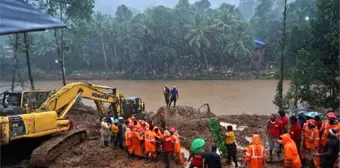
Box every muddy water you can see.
[0,80,289,115]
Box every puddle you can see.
[220,122,247,131]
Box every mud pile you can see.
[51,105,281,168]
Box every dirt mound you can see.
[150,106,215,151]
[51,105,282,168]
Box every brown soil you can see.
[50,104,283,168]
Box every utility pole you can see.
[24,32,35,90]
[278,0,287,109]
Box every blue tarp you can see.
[0,0,66,35]
[254,40,266,45]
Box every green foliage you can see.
[208,118,227,155]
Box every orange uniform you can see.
[125,128,134,154]
[301,123,320,167]
[280,133,302,168]
[172,133,184,165]
[245,135,266,168]
[144,129,157,158]
[153,126,164,138]
[320,122,340,147]
[132,129,144,157]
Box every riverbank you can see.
[0,69,278,81]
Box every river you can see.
[0,80,290,115]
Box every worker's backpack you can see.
[111,124,119,135]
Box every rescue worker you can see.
[125,127,134,158]
[163,85,170,106]
[100,117,111,147]
[314,129,339,168]
[132,128,144,159]
[110,119,119,148]
[169,86,179,108]
[267,114,282,161]
[278,109,289,134]
[122,120,129,147]
[116,118,124,149]
[278,133,302,168]
[203,144,222,168]
[170,128,185,165]
[244,134,266,168]
[300,119,320,167]
[289,115,302,154]
[320,112,340,149]
[189,149,205,168]
[162,130,174,168]
[145,125,157,161]
[153,126,164,155]
[225,125,238,167]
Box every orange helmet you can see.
[327,112,337,120]
[307,119,317,127]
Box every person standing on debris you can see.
[203,144,222,168]
[278,133,302,168]
[162,130,174,168]
[125,127,134,158]
[225,125,238,167]
[320,112,340,149]
[163,85,170,106]
[169,86,179,108]
[188,149,205,168]
[289,115,302,154]
[300,119,320,167]
[100,117,111,147]
[145,125,157,162]
[267,114,282,161]
[278,109,289,134]
[244,134,266,168]
[314,129,339,168]
[132,128,144,159]
[111,119,119,148]
[116,118,124,149]
[170,128,185,165]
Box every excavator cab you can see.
[122,97,145,119]
[0,90,50,115]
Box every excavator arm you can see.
[39,82,125,119]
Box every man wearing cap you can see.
[163,85,170,106]
[300,119,320,167]
[320,112,340,149]
[169,86,179,108]
[204,144,222,168]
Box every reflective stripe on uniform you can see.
[251,146,265,159]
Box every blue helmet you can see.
[114,119,119,124]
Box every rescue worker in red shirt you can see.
[162,130,173,168]
[278,109,289,134]
[189,149,205,168]
[289,115,302,154]
[301,119,320,167]
[267,114,282,161]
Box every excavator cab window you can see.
[2,92,22,107]
[23,91,50,111]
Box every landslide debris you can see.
[51,104,280,168]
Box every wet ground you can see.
[1,104,284,168]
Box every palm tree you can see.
[185,14,212,69]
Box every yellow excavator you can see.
[0,82,145,167]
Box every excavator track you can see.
[30,128,87,167]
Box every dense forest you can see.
[0,0,339,108]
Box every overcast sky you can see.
[94,0,240,15]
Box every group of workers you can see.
[100,115,184,168]
[262,109,340,168]
[163,85,179,107]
